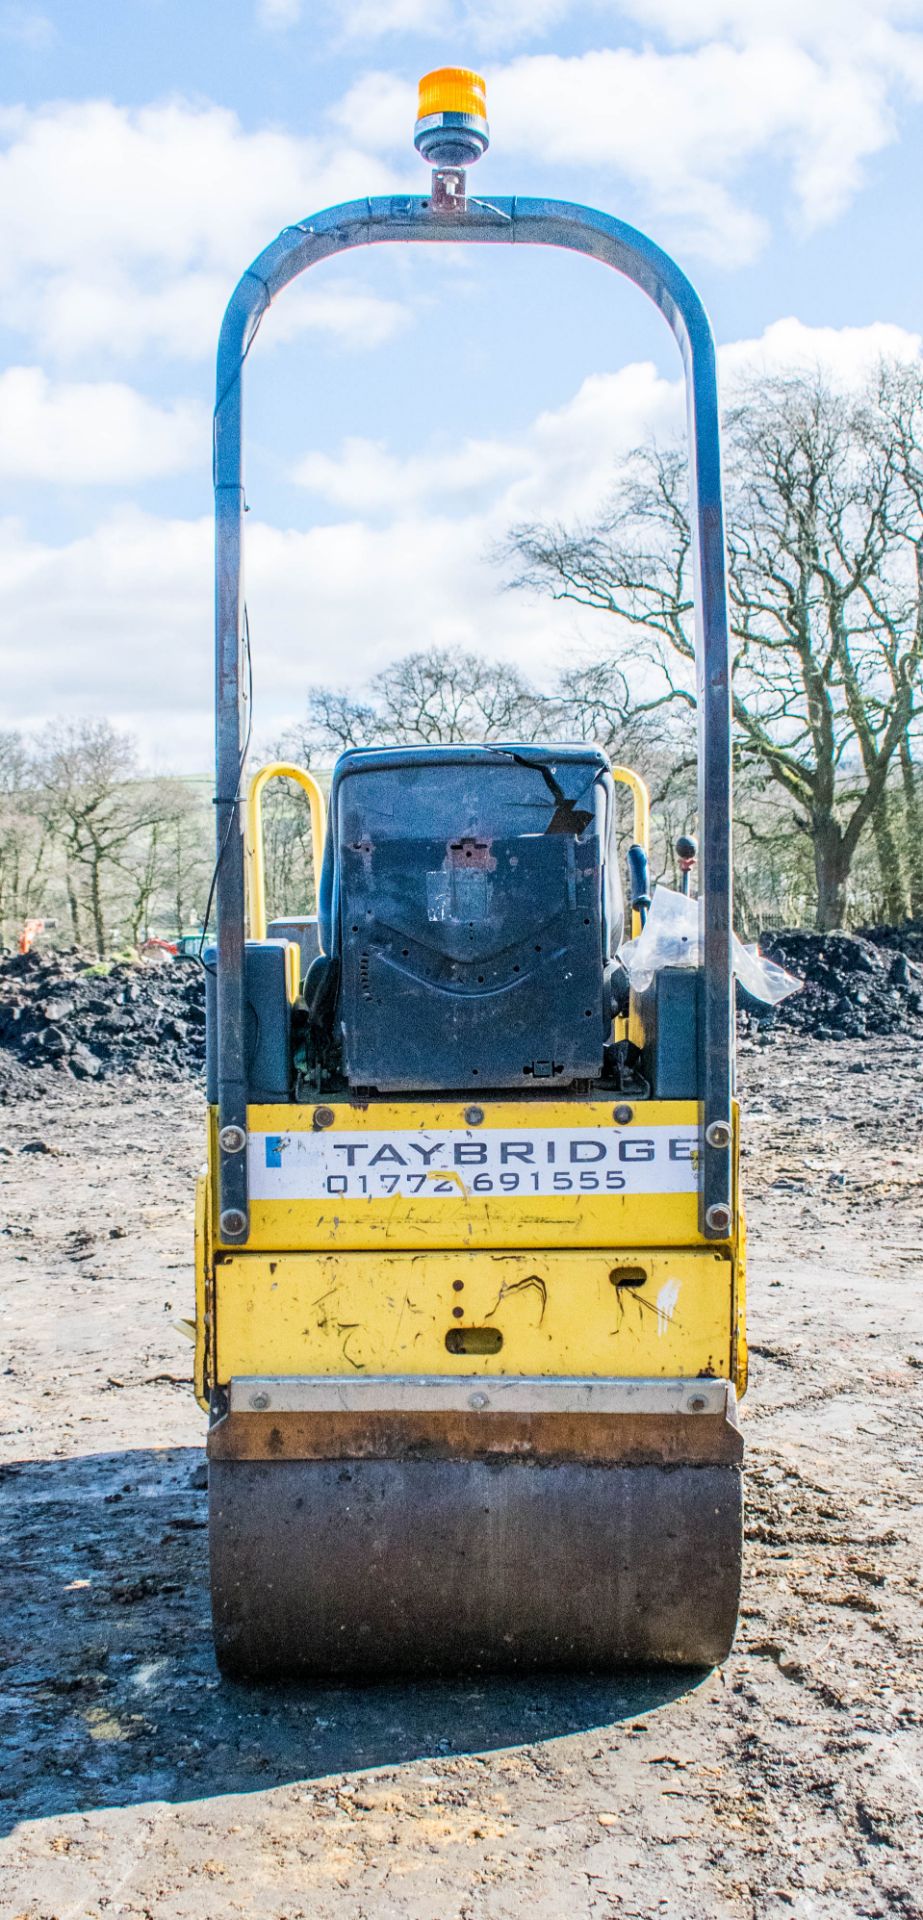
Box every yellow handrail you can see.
[611,765,651,945]
[610,764,650,856]
[246,761,327,944]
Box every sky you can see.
[1,0,922,768]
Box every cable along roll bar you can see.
[212,194,734,1242]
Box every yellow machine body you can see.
[198,754,747,1678]
[195,1094,746,1402]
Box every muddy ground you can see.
[1,1034,921,1919]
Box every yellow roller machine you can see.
[196,70,744,1677]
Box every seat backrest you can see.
[322,744,621,1093]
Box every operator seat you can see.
[312,744,621,1093]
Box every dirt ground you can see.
[1,1034,922,1920]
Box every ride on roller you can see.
[195,68,745,1678]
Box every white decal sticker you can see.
[249,1126,700,1203]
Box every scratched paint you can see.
[655,1279,681,1337]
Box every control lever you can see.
[675,833,697,896]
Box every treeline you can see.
[2,640,915,958]
[0,722,213,956]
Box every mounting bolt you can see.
[687,1394,708,1412]
[468,1391,489,1409]
[613,1104,633,1125]
[706,1120,732,1150]
[705,1202,732,1235]
[249,1390,270,1411]
[219,1207,247,1238]
[313,1106,335,1130]
[465,1105,484,1126]
[218,1124,247,1154]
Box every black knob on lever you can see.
[626,843,651,927]
[675,833,697,896]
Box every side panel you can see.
[213,1246,734,1381]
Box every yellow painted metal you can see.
[194,1170,211,1411]
[245,762,326,943]
[209,1098,723,1253]
[213,1246,735,1383]
[285,941,299,1002]
[611,764,650,854]
[198,1096,746,1398]
[611,764,651,940]
[734,1213,749,1395]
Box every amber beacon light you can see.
[414,67,490,167]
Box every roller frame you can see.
[213,192,734,1244]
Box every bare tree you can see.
[0,732,53,944]
[38,721,181,956]
[300,645,559,754]
[505,363,923,929]
[165,782,213,936]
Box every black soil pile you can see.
[0,949,205,1099]
[743,926,923,1043]
[3,924,923,1096]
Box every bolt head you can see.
[219,1207,247,1238]
[249,1390,270,1411]
[613,1104,633,1126]
[706,1120,732,1150]
[218,1124,247,1154]
[468,1391,489,1410]
[464,1105,484,1126]
[313,1106,335,1131]
[705,1202,732,1236]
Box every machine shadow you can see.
[1,1446,704,1831]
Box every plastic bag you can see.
[621,884,801,1006]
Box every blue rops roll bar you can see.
[212,193,734,1243]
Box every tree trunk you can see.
[899,732,923,918]
[66,871,82,946]
[812,816,850,931]
[174,834,184,937]
[870,792,909,923]
[89,857,106,958]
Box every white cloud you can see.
[293,433,526,513]
[0,506,578,765]
[0,99,407,362]
[336,20,923,264]
[269,282,410,352]
[297,319,923,522]
[330,0,570,46]
[618,0,923,49]
[0,4,55,49]
[329,0,923,55]
[0,367,204,482]
[721,316,923,388]
[4,322,920,764]
[257,0,301,26]
[294,361,682,523]
[29,268,410,363]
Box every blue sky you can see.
[1,0,922,765]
